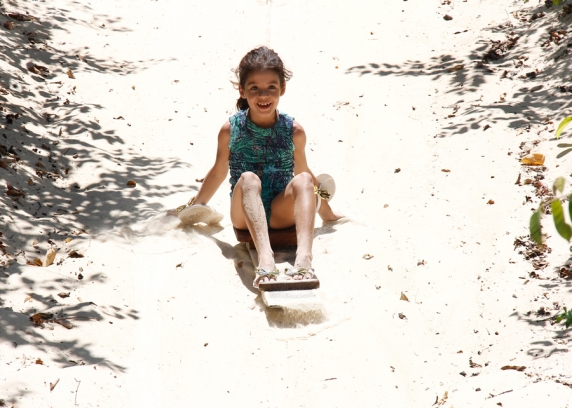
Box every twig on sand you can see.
[74,378,81,406]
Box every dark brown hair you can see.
[234,46,292,111]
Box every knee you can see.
[238,171,261,190]
[292,172,314,191]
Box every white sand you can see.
[1,0,572,406]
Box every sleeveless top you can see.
[228,110,295,207]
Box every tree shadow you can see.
[0,0,188,380]
[345,4,572,139]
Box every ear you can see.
[280,82,286,96]
[238,84,246,99]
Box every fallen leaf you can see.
[437,391,448,406]
[78,273,84,280]
[176,263,183,268]
[65,237,73,243]
[195,178,205,183]
[362,253,374,260]
[520,153,545,166]
[67,69,75,79]
[487,199,495,205]
[448,64,464,72]
[55,319,73,329]
[400,292,409,302]
[132,85,135,90]
[469,357,482,368]
[24,293,33,302]
[43,248,56,267]
[28,64,49,77]
[394,168,401,173]
[460,371,467,377]
[35,358,43,365]
[441,169,451,172]
[443,14,453,20]
[383,204,389,208]
[501,365,526,371]
[67,250,84,258]
[398,313,407,320]
[237,261,243,267]
[126,180,137,187]
[113,116,125,120]
[4,21,14,30]
[8,13,36,21]
[33,258,43,266]
[58,292,70,298]
[30,312,54,326]
[27,178,35,185]
[0,159,7,169]
[418,260,426,266]
[484,124,491,131]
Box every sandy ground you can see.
[1,0,572,406]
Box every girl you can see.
[178,46,343,289]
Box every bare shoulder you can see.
[218,120,231,141]
[292,120,306,135]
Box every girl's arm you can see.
[292,121,343,222]
[193,122,231,205]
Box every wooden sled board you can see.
[246,242,322,308]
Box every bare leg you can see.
[269,172,316,280]
[230,172,276,285]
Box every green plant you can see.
[529,116,572,329]
[556,307,572,327]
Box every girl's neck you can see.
[247,108,278,129]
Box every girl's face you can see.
[239,69,285,121]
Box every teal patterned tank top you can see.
[229,110,295,219]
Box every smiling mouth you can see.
[257,102,271,108]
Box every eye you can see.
[250,86,258,91]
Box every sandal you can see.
[285,267,316,279]
[253,267,280,289]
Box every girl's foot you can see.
[287,255,314,280]
[253,266,279,288]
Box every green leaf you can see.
[555,116,572,139]
[558,307,572,329]
[553,177,566,195]
[530,210,543,245]
[551,200,572,241]
[569,194,572,227]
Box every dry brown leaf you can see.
[362,253,374,260]
[24,293,33,302]
[441,169,451,173]
[443,14,453,20]
[28,65,49,76]
[4,21,14,30]
[55,319,73,329]
[400,292,410,302]
[8,13,36,21]
[448,64,464,72]
[27,178,35,185]
[58,292,70,298]
[30,312,54,326]
[43,248,56,267]
[487,199,495,205]
[65,237,73,243]
[0,159,7,169]
[521,153,545,166]
[501,365,526,371]
[67,250,84,258]
[35,358,43,365]
[67,69,75,79]
[126,180,136,187]
[33,258,42,266]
